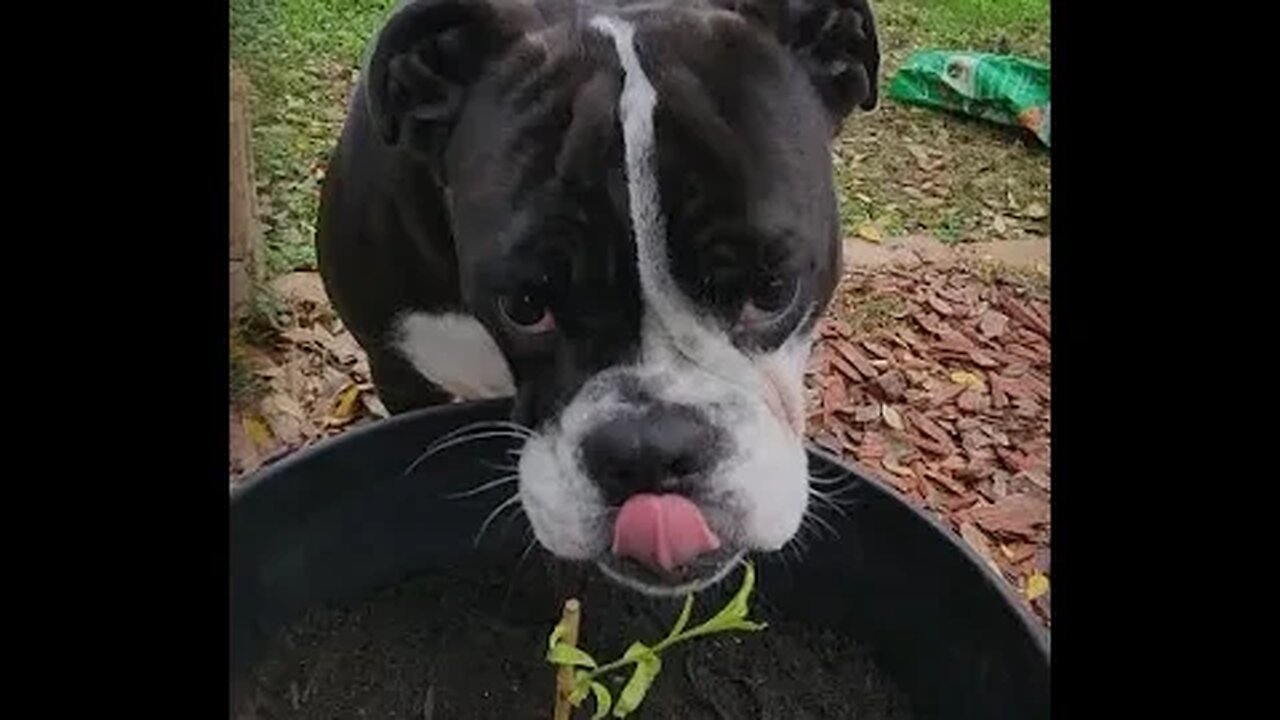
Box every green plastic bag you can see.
[887,51,1050,147]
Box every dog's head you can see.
[368,0,878,595]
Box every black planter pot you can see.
[230,399,1049,719]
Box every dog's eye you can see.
[739,274,798,327]
[499,287,556,334]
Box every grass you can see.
[230,0,398,274]
[229,0,1050,274]
[834,0,1050,244]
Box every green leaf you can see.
[692,562,758,634]
[569,671,592,705]
[547,642,599,669]
[589,681,613,720]
[664,594,695,642]
[620,641,654,664]
[548,620,568,651]
[725,619,769,632]
[612,653,662,717]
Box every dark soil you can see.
[233,562,915,720]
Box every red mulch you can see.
[804,258,1050,625]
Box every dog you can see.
[316,0,879,596]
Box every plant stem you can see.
[577,599,701,682]
[553,598,581,720]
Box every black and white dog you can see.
[316,0,879,596]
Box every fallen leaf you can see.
[992,214,1009,236]
[231,413,265,476]
[979,310,1009,338]
[260,394,308,447]
[1022,202,1048,220]
[311,324,362,366]
[854,221,884,243]
[1025,573,1050,601]
[327,383,363,426]
[269,272,329,307]
[1001,542,1038,564]
[905,143,943,171]
[242,414,273,448]
[881,404,905,431]
[949,370,986,389]
[281,326,321,348]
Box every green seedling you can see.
[546,562,767,719]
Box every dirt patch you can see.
[233,565,914,720]
[844,235,1049,274]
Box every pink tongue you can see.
[612,494,721,573]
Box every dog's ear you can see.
[719,0,880,127]
[365,0,536,167]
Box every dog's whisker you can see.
[445,474,519,500]
[501,532,542,614]
[806,462,846,481]
[480,458,520,474]
[426,430,532,455]
[804,507,841,540]
[809,489,851,517]
[404,430,531,477]
[815,483,860,501]
[425,420,535,451]
[808,472,850,487]
[775,546,793,574]
[419,419,534,453]
[474,494,523,547]
[791,516,819,552]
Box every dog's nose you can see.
[581,405,721,504]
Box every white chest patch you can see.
[393,311,515,399]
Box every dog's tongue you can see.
[612,494,721,573]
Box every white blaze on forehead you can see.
[589,15,755,381]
